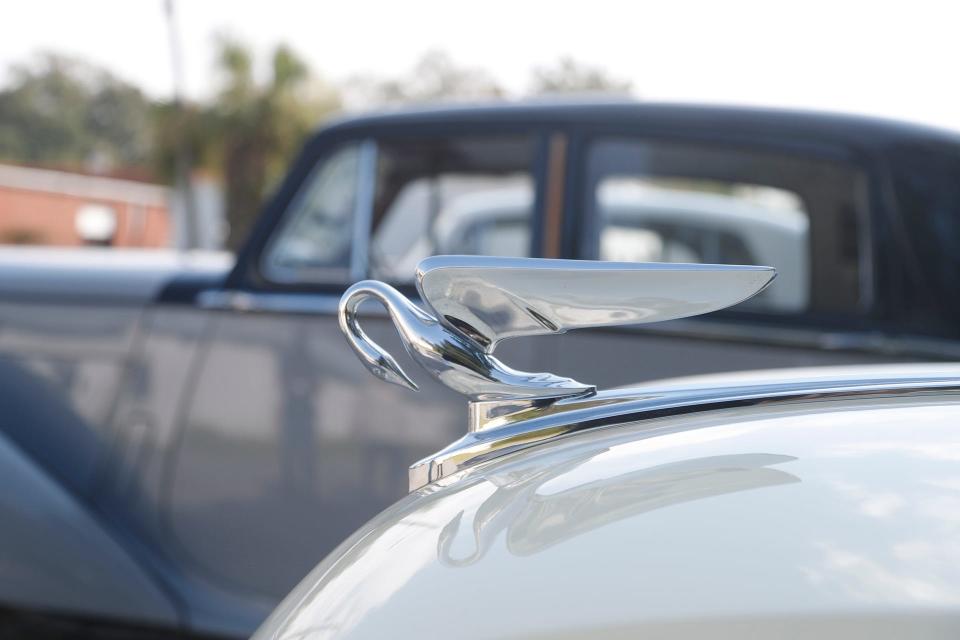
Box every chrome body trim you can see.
[196,289,343,314]
[409,375,960,490]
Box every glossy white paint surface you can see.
[256,392,960,639]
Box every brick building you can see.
[0,163,172,248]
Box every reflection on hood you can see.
[439,452,798,566]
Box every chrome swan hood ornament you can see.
[339,256,775,488]
[338,274,594,403]
[340,256,774,408]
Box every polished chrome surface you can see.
[338,279,593,400]
[415,256,775,350]
[408,371,960,490]
[339,256,775,408]
[338,255,778,486]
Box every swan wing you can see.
[415,256,776,352]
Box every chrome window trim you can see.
[349,140,377,281]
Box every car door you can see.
[552,130,918,387]
[162,128,553,604]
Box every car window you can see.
[890,144,960,336]
[262,142,365,283]
[369,136,536,281]
[584,139,868,314]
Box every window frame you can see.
[259,139,378,286]
[366,133,544,284]
[565,127,878,329]
[227,124,552,295]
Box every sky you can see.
[3,0,960,131]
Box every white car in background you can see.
[373,182,808,311]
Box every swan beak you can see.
[370,351,419,392]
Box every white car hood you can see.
[255,387,960,639]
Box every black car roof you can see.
[321,100,960,151]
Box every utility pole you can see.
[163,0,200,250]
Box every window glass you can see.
[262,143,361,282]
[890,145,960,336]
[586,140,868,314]
[369,136,535,281]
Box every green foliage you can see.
[0,54,153,171]
[152,36,340,247]
[0,44,339,248]
[152,101,218,183]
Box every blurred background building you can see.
[0,162,171,247]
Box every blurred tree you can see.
[214,38,341,248]
[343,50,503,108]
[152,102,219,183]
[0,54,153,172]
[154,37,341,249]
[1,45,339,248]
[529,57,633,96]
[2,46,633,251]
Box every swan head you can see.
[339,281,420,392]
[360,343,419,391]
